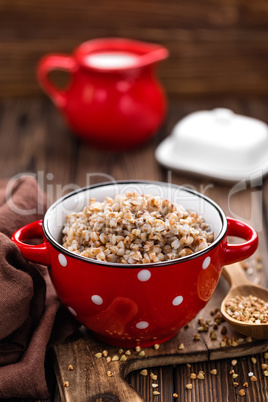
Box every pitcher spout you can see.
[140,45,169,67]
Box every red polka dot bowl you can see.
[11,181,258,348]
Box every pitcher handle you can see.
[11,220,51,266]
[36,54,77,108]
[222,217,258,266]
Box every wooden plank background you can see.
[0,0,268,98]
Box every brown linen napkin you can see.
[0,176,79,399]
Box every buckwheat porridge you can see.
[62,192,214,264]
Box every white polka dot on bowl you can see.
[137,269,151,282]
[58,253,67,267]
[68,306,77,316]
[172,295,183,306]
[91,295,103,305]
[202,256,211,270]
[136,321,149,329]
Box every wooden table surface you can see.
[1,95,268,401]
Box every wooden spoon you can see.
[221,262,268,339]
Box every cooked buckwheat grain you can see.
[62,192,214,264]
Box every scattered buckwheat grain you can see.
[112,355,119,361]
[120,355,127,362]
[197,372,205,380]
[140,369,148,376]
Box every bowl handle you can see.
[36,54,77,108]
[11,220,51,266]
[222,217,258,265]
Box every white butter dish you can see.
[155,108,268,182]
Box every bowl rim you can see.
[43,180,227,268]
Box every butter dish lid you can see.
[155,108,268,182]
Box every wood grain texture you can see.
[0,0,268,97]
[0,96,268,401]
[52,272,268,402]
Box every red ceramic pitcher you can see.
[37,38,169,150]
